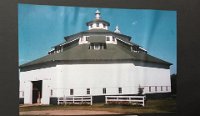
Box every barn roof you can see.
[20,43,171,68]
[87,36,106,43]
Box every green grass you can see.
[20,97,176,114]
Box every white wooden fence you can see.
[57,96,93,105]
[105,96,145,106]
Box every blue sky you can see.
[18,4,177,74]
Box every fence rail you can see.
[57,96,93,105]
[105,96,145,106]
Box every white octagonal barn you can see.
[19,10,172,105]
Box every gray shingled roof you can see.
[88,36,106,43]
[20,44,171,68]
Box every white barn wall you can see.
[55,63,139,96]
[53,63,170,97]
[20,62,171,104]
[41,80,52,104]
[20,66,56,104]
[23,81,32,104]
[134,65,171,93]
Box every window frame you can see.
[85,36,89,41]
[112,37,115,41]
[89,43,105,50]
[118,87,122,94]
[90,24,93,28]
[106,37,110,41]
[50,89,53,96]
[70,89,74,95]
[103,24,106,28]
[86,88,90,95]
[103,88,106,94]
[149,86,151,92]
[96,23,99,27]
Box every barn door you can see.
[32,80,42,104]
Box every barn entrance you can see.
[32,80,42,104]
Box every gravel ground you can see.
[20,109,120,115]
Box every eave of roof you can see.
[64,29,131,41]
[86,19,110,26]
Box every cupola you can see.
[86,10,110,30]
[114,25,121,34]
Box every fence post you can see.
[105,96,107,104]
[90,96,93,105]
[82,97,83,104]
[64,96,66,105]
[142,96,145,106]
[57,97,59,105]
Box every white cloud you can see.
[132,21,138,25]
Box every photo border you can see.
[1,0,200,116]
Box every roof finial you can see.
[95,10,101,19]
[114,25,121,33]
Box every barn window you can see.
[166,86,168,91]
[112,37,115,41]
[106,37,110,41]
[51,90,53,96]
[94,44,101,50]
[103,24,106,28]
[149,86,151,92]
[161,86,163,91]
[103,88,106,94]
[89,43,106,50]
[70,89,74,95]
[96,23,99,27]
[87,88,90,95]
[22,91,24,97]
[86,36,89,41]
[155,86,157,91]
[118,87,122,94]
[80,38,83,42]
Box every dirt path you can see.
[20,109,120,115]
